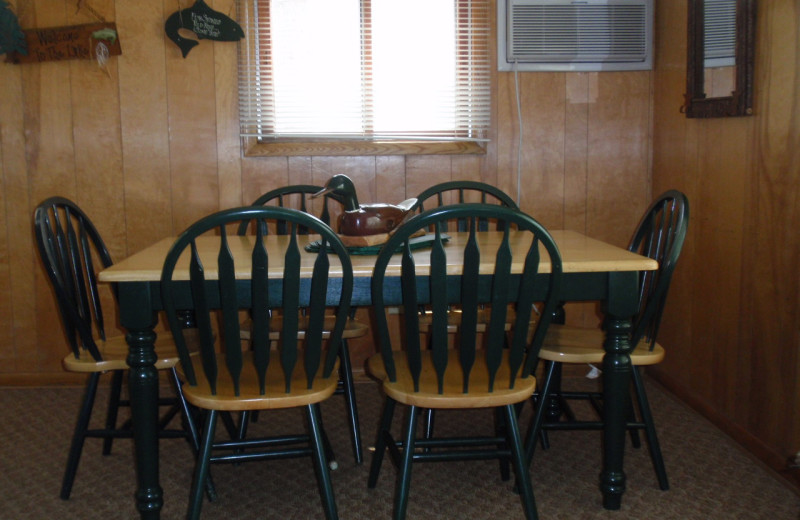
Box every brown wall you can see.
[651,0,800,480]
[0,0,651,384]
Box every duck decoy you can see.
[313,175,417,236]
[164,0,244,58]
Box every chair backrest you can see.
[371,203,563,393]
[413,180,519,232]
[33,196,114,361]
[629,190,690,349]
[237,185,336,236]
[161,206,353,395]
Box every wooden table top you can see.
[98,230,657,283]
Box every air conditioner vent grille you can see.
[498,0,653,72]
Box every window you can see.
[238,0,491,156]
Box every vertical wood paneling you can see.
[164,0,219,233]
[652,0,800,477]
[117,0,172,254]
[586,72,651,246]
[516,72,566,229]
[375,156,406,200]
[1,0,653,393]
[564,73,590,233]
[27,0,74,374]
[746,0,800,451]
[405,156,452,200]
[67,0,123,357]
[211,0,243,209]
[0,41,32,374]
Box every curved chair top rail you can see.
[413,180,519,232]
[161,206,354,396]
[238,185,333,236]
[34,196,114,362]
[629,190,690,349]
[371,203,563,393]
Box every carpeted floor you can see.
[1,375,798,520]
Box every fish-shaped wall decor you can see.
[164,0,244,58]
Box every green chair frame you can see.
[525,190,690,491]
[237,184,364,465]
[413,180,519,231]
[412,181,519,446]
[161,205,353,520]
[367,203,563,520]
[33,196,200,500]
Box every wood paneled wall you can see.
[0,0,652,385]
[4,0,797,493]
[651,0,800,482]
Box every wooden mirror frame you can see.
[684,0,756,118]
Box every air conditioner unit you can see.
[498,0,654,72]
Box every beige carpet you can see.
[1,375,798,520]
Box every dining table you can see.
[98,229,657,519]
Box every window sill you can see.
[242,137,487,157]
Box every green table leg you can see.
[600,271,638,510]
[120,284,163,519]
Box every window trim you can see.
[238,0,490,157]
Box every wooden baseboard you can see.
[649,369,800,495]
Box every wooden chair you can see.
[412,181,521,443]
[237,185,366,465]
[413,179,519,230]
[161,206,353,520]
[524,190,689,491]
[33,196,200,500]
[411,180,520,331]
[366,204,563,520]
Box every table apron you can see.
[116,271,631,324]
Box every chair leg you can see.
[61,372,101,500]
[525,360,557,467]
[626,389,642,449]
[422,408,435,453]
[313,406,338,471]
[168,367,217,502]
[495,407,511,481]
[102,370,124,456]
[308,404,339,520]
[339,339,363,464]
[631,368,669,490]
[504,404,539,520]
[368,397,396,488]
[188,409,217,520]
[394,405,419,520]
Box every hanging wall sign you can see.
[5,22,120,64]
[164,0,244,58]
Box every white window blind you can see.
[238,0,491,143]
[704,0,736,67]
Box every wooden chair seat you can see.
[61,335,180,373]
[539,325,665,365]
[367,350,537,409]
[179,352,340,411]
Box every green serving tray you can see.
[305,233,450,255]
